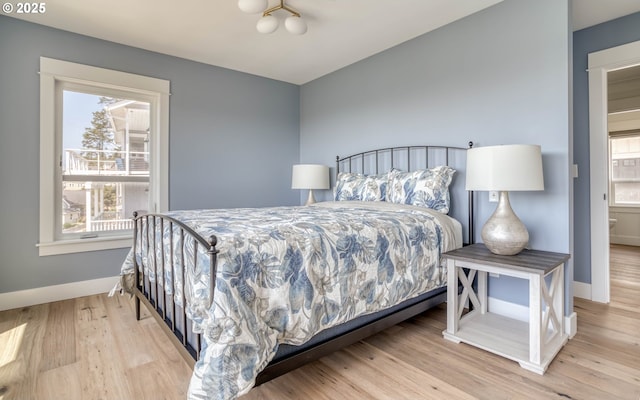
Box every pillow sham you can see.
[334,171,393,201]
[387,166,456,213]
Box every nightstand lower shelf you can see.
[443,311,567,374]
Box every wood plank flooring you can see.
[1,245,639,399]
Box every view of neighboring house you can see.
[610,135,640,205]
[62,99,150,233]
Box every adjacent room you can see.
[1,0,640,399]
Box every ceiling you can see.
[609,64,640,84]
[6,0,640,85]
[609,64,640,116]
[572,0,640,31]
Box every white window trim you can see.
[39,57,169,256]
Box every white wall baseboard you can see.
[566,312,578,338]
[610,235,640,246]
[0,276,119,312]
[488,297,578,338]
[488,296,529,322]
[573,280,592,300]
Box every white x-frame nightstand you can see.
[442,244,570,374]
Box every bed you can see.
[115,144,474,400]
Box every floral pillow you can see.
[334,171,393,201]
[387,166,456,213]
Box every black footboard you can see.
[131,211,218,363]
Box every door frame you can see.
[588,40,640,303]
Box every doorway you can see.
[588,40,640,303]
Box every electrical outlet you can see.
[489,191,499,202]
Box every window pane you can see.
[613,182,640,205]
[611,156,639,180]
[62,181,149,233]
[62,91,150,236]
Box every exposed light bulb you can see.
[238,0,267,14]
[256,15,279,34]
[284,16,307,35]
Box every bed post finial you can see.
[468,141,474,149]
[207,235,219,254]
[133,211,138,218]
[207,235,219,309]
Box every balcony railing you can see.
[64,149,149,176]
[90,218,134,231]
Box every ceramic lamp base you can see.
[481,191,529,255]
[305,189,317,206]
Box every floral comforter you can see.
[118,201,461,399]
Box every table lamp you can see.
[466,144,544,255]
[292,164,330,205]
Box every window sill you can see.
[37,235,132,256]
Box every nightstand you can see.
[442,243,570,374]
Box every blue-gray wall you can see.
[572,12,640,284]
[300,0,572,311]
[0,15,300,293]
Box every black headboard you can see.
[336,143,474,245]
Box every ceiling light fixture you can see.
[238,0,308,35]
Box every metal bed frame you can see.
[129,142,475,386]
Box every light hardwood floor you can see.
[1,245,639,399]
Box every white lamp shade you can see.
[285,16,307,35]
[238,0,267,14]
[466,144,544,191]
[292,164,330,190]
[256,14,279,33]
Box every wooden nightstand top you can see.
[443,243,570,276]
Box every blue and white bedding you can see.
[118,201,461,400]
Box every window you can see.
[609,133,640,207]
[39,58,169,256]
